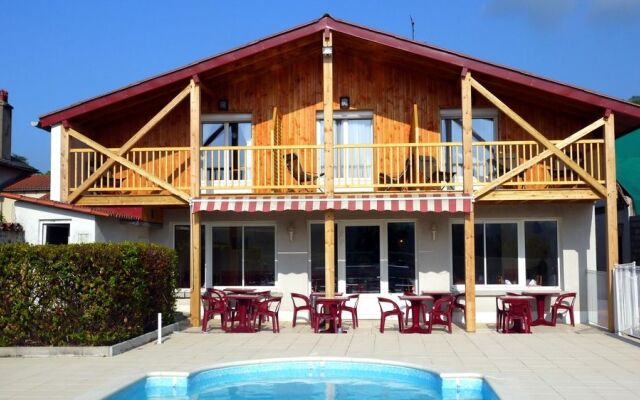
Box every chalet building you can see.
[37,16,640,331]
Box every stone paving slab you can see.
[0,321,639,399]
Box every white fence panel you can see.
[614,262,640,337]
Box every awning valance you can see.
[191,194,472,213]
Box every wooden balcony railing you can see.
[69,147,191,193]
[472,139,605,188]
[67,139,604,197]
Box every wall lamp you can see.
[218,98,228,111]
[287,222,296,242]
[339,96,350,110]
[431,223,437,241]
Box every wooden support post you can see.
[190,79,201,198]
[60,125,69,202]
[189,78,202,328]
[462,69,476,332]
[325,210,336,297]
[322,29,336,298]
[604,112,618,332]
[189,212,202,328]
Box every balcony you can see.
[68,139,604,204]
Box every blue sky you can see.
[2,0,639,172]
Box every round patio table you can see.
[316,296,348,333]
[223,288,256,294]
[399,295,434,334]
[226,294,260,333]
[521,290,561,326]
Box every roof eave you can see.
[38,14,640,129]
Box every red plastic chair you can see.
[341,294,360,328]
[551,292,576,326]
[201,291,228,332]
[453,293,466,313]
[495,296,507,332]
[291,293,313,327]
[502,298,532,333]
[426,295,455,333]
[313,299,342,333]
[252,296,282,333]
[377,297,404,333]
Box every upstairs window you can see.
[201,114,252,188]
[317,111,374,189]
[440,109,497,182]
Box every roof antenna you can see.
[410,15,415,40]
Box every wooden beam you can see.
[76,195,186,206]
[604,112,618,332]
[67,129,189,202]
[478,189,600,202]
[323,30,334,196]
[325,210,335,298]
[412,104,419,180]
[474,118,606,199]
[67,83,192,203]
[60,125,69,202]
[323,29,336,299]
[464,210,476,332]
[462,70,476,332]
[189,212,202,327]
[470,77,607,197]
[190,79,201,198]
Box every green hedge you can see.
[0,242,177,346]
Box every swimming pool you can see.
[105,358,499,399]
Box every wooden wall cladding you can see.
[68,34,601,193]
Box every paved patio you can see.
[1,320,639,400]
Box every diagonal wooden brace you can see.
[68,129,189,202]
[474,118,606,199]
[470,77,607,198]
[67,82,192,203]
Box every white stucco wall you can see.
[95,217,151,243]
[49,124,61,202]
[157,203,596,324]
[15,202,96,244]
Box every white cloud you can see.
[588,0,640,24]
[485,0,576,27]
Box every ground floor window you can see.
[309,221,416,294]
[42,223,70,244]
[452,220,558,287]
[212,225,275,286]
[174,225,205,289]
[310,223,337,292]
[388,222,416,293]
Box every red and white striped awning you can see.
[192,194,472,213]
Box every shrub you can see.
[0,242,177,346]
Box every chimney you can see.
[0,90,12,160]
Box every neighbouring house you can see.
[0,174,50,223]
[0,192,153,244]
[35,15,640,329]
[0,90,38,189]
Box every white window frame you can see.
[307,218,418,295]
[171,223,206,293]
[440,108,498,186]
[40,220,71,245]
[201,113,253,194]
[316,111,374,192]
[206,221,278,288]
[450,218,561,291]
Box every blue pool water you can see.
[105,360,499,400]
